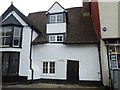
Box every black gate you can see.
[1,52,20,82]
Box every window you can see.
[50,15,56,23]
[43,62,55,74]
[49,35,64,43]
[0,27,12,46]
[57,35,63,42]
[0,26,22,47]
[109,46,120,69]
[49,14,63,23]
[13,27,21,47]
[57,14,63,22]
[49,35,55,42]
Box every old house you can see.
[91,0,120,89]
[1,2,102,85]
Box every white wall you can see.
[98,2,119,38]
[100,40,110,86]
[47,23,66,34]
[19,26,31,78]
[32,31,38,41]
[32,44,101,81]
[48,2,65,13]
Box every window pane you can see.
[50,62,55,74]
[109,46,116,53]
[5,37,11,45]
[57,35,63,42]
[57,14,63,22]
[43,62,48,73]
[50,15,56,23]
[14,27,21,36]
[0,27,12,46]
[13,27,21,47]
[116,46,120,53]
[49,35,55,42]
[117,54,120,68]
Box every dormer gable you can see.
[1,3,40,33]
[2,14,22,26]
[47,2,67,14]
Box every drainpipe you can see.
[29,29,34,84]
[97,43,103,85]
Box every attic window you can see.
[49,14,63,23]
[49,35,64,43]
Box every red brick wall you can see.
[91,0,101,38]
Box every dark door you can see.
[67,60,79,83]
[2,52,20,76]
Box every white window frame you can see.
[12,27,21,47]
[42,61,56,75]
[0,27,12,47]
[49,14,63,23]
[49,35,64,43]
[57,14,63,23]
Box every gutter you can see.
[29,29,34,83]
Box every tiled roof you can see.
[0,4,40,33]
[28,7,99,44]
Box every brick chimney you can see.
[82,0,91,16]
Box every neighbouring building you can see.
[91,0,120,89]
[0,3,40,83]
[0,2,102,85]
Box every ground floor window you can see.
[1,52,20,76]
[108,46,120,69]
[43,61,55,74]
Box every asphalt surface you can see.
[2,83,109,90]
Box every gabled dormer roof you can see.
[0,3,40,33]
[2,14,22,26]
[46,2,67,14]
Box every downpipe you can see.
[29,29,34,84]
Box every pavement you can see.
[2,83,110,90]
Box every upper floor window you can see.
[0,26,22,47]
[13,27,21,47]
[49,14,64,23]
[49,35,64,43]
[0,26,12,47]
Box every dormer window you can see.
[49,34,64,43]
[49,14,64,23]
[0,26,22,47]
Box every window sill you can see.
[0,46,22,48]
[41,74,56,77]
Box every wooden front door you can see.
[67,60,79,83]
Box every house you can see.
[0,3,40,83]
[1,2,102,85]
[91,0,120,88]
